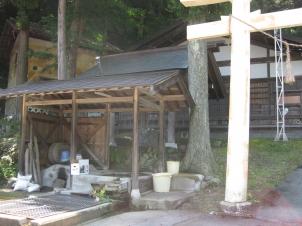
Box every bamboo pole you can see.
[29,121,33,177]
[34,136,41,185]
[32,155,38,184]
[105,104,111,168]
[24,148,29,175]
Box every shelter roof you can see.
[0,70,194,113]
[0,70,179,98]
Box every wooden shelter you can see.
[0,69,193,195]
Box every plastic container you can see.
[152,173,173,192]
[61,150,70,162]
[167,161,180,174]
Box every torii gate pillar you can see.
[182,0,252,212]
[181,0,302,214]
[221,0,252,212]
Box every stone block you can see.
[52,178,66,188]
[170,174,202,191]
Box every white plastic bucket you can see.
[152,173,173,192]
[167,161,180,174]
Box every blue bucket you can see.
[61,150,70,162]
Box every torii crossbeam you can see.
[180,0,302,213]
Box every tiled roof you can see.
[0,70,180,99]
[77,46,188,79]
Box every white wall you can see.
[212,41,302,78]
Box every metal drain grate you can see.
[0,194,106,219]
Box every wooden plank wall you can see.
[26,113,106,162]
[209,75,302,127]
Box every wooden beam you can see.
[139,88,163,101]
[139,97,162,111]
[176,75,195,109]
[62,107,164,113]
[187,8,302,40]
[25,99,72,106]
[131,87,140,197]
[180,0,229,7]
[163,95,186,101]
[94,92,112,97]
[76,96,132,104]
[105,104,111,168]
[208,49,227,99]
[18,95,27,174]
[150,76,179,94]
[158,100,165,173]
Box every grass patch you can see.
[178,138,302,213]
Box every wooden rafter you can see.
[139,96,162,111]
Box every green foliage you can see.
[0,0,39,29]
[0,118,20,127]
[110,149,127,163]
[93,188,115,203]
[0,120,19,181]
[0,157,17,179]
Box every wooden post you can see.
[18,94,27,175]
[105,104,111,168]
[158,100,165,172]
[109,112,116,146]
[131,87,140,198]
[70,91,78,188]
[59,105,64,141]
[224,0,250,204]
[141,112,146,129]
[166,111,177,148]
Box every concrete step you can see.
[132,191,197,210]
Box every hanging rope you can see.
[284,42,295,84]
[229,14,302,85]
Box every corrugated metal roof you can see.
[0,70,180,99]
[77,46,188,79]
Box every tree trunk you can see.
[180,14,218,176]
[67,0,82,79]
[58,0,67,80]
[15,29,29,120]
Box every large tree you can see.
[168,1,230,176]
[0,0,38,119]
